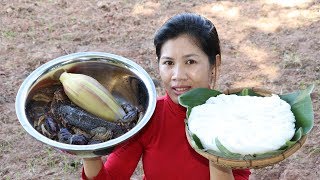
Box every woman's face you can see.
[159,34,214,104]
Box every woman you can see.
[82,13,251,180]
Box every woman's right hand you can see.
[83,157,103,180]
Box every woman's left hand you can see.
[209,161,235,180]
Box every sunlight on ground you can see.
[132,2,159,16]
[265,0,313,7]
[239,45,268,63]
[211,4,240,20]
[257,64,279,80]
[246,18,281,33]
[199,2,319,32]
[239,44,279,80]
[197,1,240,21]
[233,79,262,88]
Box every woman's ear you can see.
[210,54,221,89]
[215,54,221,78]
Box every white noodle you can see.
[188,94,295,155]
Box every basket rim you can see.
[223,87,273,96]
[186,127,307,169]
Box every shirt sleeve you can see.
[81,134,144,180]
[233,169,251,180]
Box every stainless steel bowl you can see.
[15,52,157,158]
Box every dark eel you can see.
[54,104,126,138]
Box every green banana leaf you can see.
[180,85,314,160]
[179,88,221,118]
[279,84,314,135]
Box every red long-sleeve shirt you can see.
[82,94,251,179]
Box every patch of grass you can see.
[25,26,37,41]
[308,147,320,157]
[70,16,78,24]
[45,147,57,168]
[25,146,82,175]
[282,51,302,68]
[26,157,40,173]
[61,33,73,41]
[299,82,307,89]
[1,30,16,39]
[62,156,82,173]
[47,24,54,34]
[0,139,13,153]
[44,147,82,173]
[314,80,320,86]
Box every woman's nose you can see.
[172,64,187,80]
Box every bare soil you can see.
[1,0,319,179]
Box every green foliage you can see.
[2,30,16,39]
[0,139,13,153]
[192,133,204,149]
[279,84,314,135]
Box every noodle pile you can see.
[188,94,296,155]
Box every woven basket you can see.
[185,87,307,169]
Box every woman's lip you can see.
[172,86,191,95]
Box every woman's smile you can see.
[171,85,191,96]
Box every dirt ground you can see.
[1,0,319,179]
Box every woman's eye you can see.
[186,59,196,64]
[163,61,174,65]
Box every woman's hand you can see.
[209,161,235,180]
[83,157,103,180]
